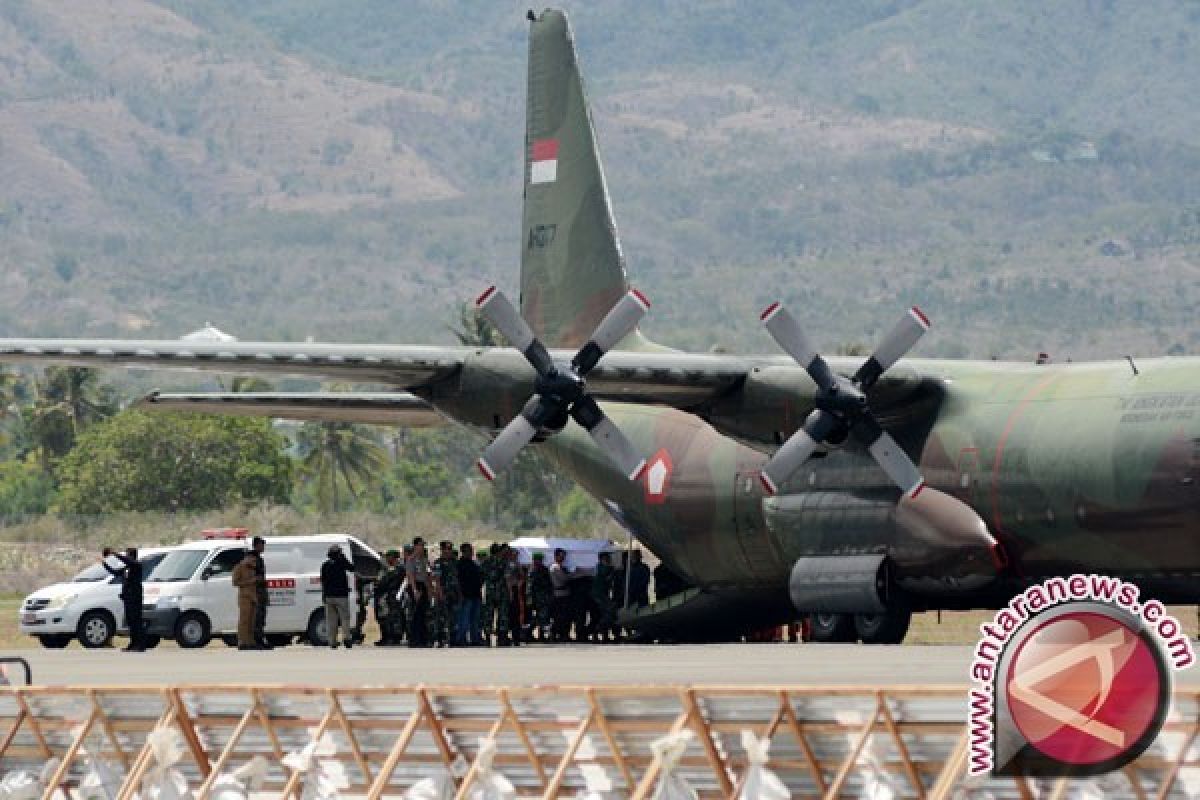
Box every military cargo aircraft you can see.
[1,10,1197,644]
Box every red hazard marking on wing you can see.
[531,138,559,161]
[266,578,295,589]
[643,449,674,505]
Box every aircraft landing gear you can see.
[854,609,911,645]
[808,612,856,643]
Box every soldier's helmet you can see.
[532,552,545,562]
[385,549,401,559]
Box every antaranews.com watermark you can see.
[967,574,1195,776]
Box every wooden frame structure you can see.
[0,685,1195,798]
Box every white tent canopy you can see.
[506,537,620,570]
[181,322,237,343]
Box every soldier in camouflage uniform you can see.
[498,545,523,647]
[373,549,404,646]
[350,572,372,645]
[526,552,553,641]
[431,541,461,647]
[480,543,501,643]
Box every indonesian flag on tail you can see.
[530,138,558,184]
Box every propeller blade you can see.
[570,396,647,480]
[572,288,651,375]
[476,286,554,376]
[758,409,839,496]
[853,306,930,390]
[477,395,553,481]
[760,302,836,391]
[852,417,925,498]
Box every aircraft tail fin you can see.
[520,9,649,350]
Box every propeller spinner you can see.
[474,286,650,483]
[758,303,930,498]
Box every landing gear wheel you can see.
[141,635,161,650]
[854,609,912,645]
[266,633,293,648]
[174,612,211,649]
[808,612,856,643]
[38,633,72,649]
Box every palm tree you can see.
[295,421,389,513]
[21,367,116,472]
[39,367,117,433]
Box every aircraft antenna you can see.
[1125,355,1139,376]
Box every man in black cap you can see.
[320,544,354,649]
[101,547,145,652]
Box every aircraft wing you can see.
[0,338,752,409]
[0,339,464,386]
[136,391,445,427]
[0,337,939,433]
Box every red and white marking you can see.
[476,285,497,308]
[643,449,674,505]
[909,306,930,330]
[530,138,559,184]
[629,288,652,311]
[758,471,779,496]
[477,458,496,482]
[759,301,782,322]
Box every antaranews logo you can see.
[968,575,1195,777]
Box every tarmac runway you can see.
[12,642,1200,687]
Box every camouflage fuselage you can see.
[434,354,1200,613]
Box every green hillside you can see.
[0,0,1196,363]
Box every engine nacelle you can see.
[788,553,889,614]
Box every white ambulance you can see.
[141,533,381,648]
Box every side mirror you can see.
[201,568,213,581]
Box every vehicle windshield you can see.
[71,564,111,583]
[148,550,207,582]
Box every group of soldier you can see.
[360,538,652,648]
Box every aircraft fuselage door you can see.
[734,470,778,581]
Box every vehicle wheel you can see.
[267,633,293,648]
[175,612,212,649]
[37,633,72,649]
[808,612,856,643]
[76,611,116,649]
[306,609,328,647]
[141,635,161,650]
[220,634,239,648]
[854,609,912,645]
